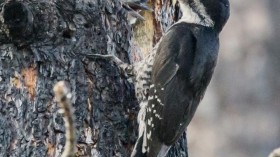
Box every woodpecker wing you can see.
[146,23,219,154]
[151,23,197,144]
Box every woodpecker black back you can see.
[143,23,219,157]
[130,0,230,157]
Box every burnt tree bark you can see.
[0,0,187,156]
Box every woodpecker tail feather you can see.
[157,145,171,157]
[131,134,147,157]
[131,130,170,157]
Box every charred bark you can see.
[0,0,187,156]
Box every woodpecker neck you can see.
[178,0,214,27]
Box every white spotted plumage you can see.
[133,45,158,102]
[129,42,164,156]
[155,113,162,120]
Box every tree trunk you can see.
[0,0,187,156]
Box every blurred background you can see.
[188,0,280,157]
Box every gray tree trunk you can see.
[0,0,187,156]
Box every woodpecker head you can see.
[179,0,230,32]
